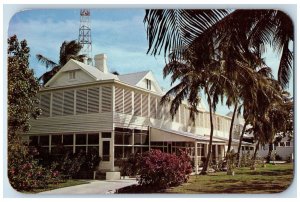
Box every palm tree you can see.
[160,42,235,174]
[36,40,86,85]
[144,9,293,88]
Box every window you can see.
[286,141,291,147]
[69,71,76,79]
[102,132,111,138]
[76,134,87,145]
[280,142,285,147]
[63,134,74,145]
[40,135,49,146]
[146,79,151,90]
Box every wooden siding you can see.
[28,112,113,134]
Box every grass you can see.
[166,163,294,194]
[22,179,89,194]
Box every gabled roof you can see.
[45,59,119,87]
[71,60,119,81]
[118,71,150,86]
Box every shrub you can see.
[8,141,60,191]
[240,151,253,167]
[136,149,192,189]
[120,153,141,177]
[35,145,101,179]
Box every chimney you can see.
[94,53,108,73]
[83,56,88,64]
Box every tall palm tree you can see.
[144,9,293,88]
[160,41,235,174]
[36,40,86,85]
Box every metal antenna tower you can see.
[78,9,92,64]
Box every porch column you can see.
[194,141,199,174]
[205,143,209,156]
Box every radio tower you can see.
[78,9,92,64]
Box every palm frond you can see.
[36,54,57,69]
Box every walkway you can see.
[39,179,137,195]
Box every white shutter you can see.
[134,92,141,116]
[40,93,51,117]
[150,96,156,118]
[76,89,87,114]
[115,87,123,113]
[101,86,112,112]
[124,89,132,114]
[63,90,74,115]
[88,87,99,113]
[52,91,63,116]
[141,94,148,117]
[156,98,163,119]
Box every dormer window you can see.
[69,71,76,79]
[146,79,151,90]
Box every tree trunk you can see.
[236,119,248,167]
[226,102,238,155]
[266,142,273,163]
[251,142,259,168]
[200,88,214,175]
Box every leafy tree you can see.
[36,40,85,85]
[7,35,59,191]
[8,35,40,141]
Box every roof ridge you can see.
[119,70,150,76]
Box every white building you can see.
[26,53,252,174]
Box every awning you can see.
[150,127,226,144]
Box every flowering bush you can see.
[136,149,192,189]
[8,140,61,191]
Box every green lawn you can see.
[23,179,89,194]
[166,163,294,194]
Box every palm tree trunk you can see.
[201,88,214,175]
[251,142,259,168]
[236,119,248,167]
[226,102,238,155]
[266,141,273,163]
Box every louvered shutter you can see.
[101,86,112,112]
[76,89,87,114]
[52,91,63,116]
[63,90,74,115]
[88,87,99,113]
[134,92,141,116]
[115,87,123,113]
[40,93,51,117]
[150,96,156,118]
[156,98,163,119]
[124,89,132,114]
[141,94,148,117]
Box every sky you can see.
[8,8,294,116]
